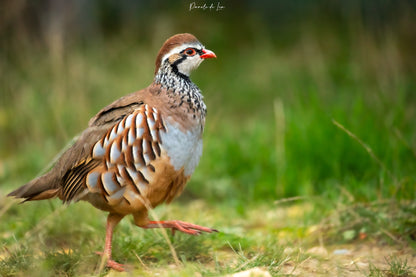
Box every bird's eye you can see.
[184,48,196,56]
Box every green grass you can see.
[1,7,416,276]
[369,256,413,277]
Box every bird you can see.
[8,33,217,271]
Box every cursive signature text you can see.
[189,2,225,11]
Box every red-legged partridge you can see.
[8,33,217,271]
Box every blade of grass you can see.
[332,118,396,199]
[137,194,181,266]
[332,119,391,177]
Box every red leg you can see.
[97,213,125,271]
[143,220,218,235]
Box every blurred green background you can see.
[1,0,416,204]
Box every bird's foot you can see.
[95,251,125,272]
[144,220,219,236]
[106,259,125,272]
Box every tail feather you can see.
[8,173,60,202]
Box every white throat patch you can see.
[177,56,204,76]
[161,43,205,76]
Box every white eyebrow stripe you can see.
[161,43,204,64]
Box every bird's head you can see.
[154,33,216,78]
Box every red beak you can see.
[200,49,217,59]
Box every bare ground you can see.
[280,242,416,276]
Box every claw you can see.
[96,251,125,272]
[143,220,218,235]
[106,259,125,271]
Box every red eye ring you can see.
[184,48,196,56]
